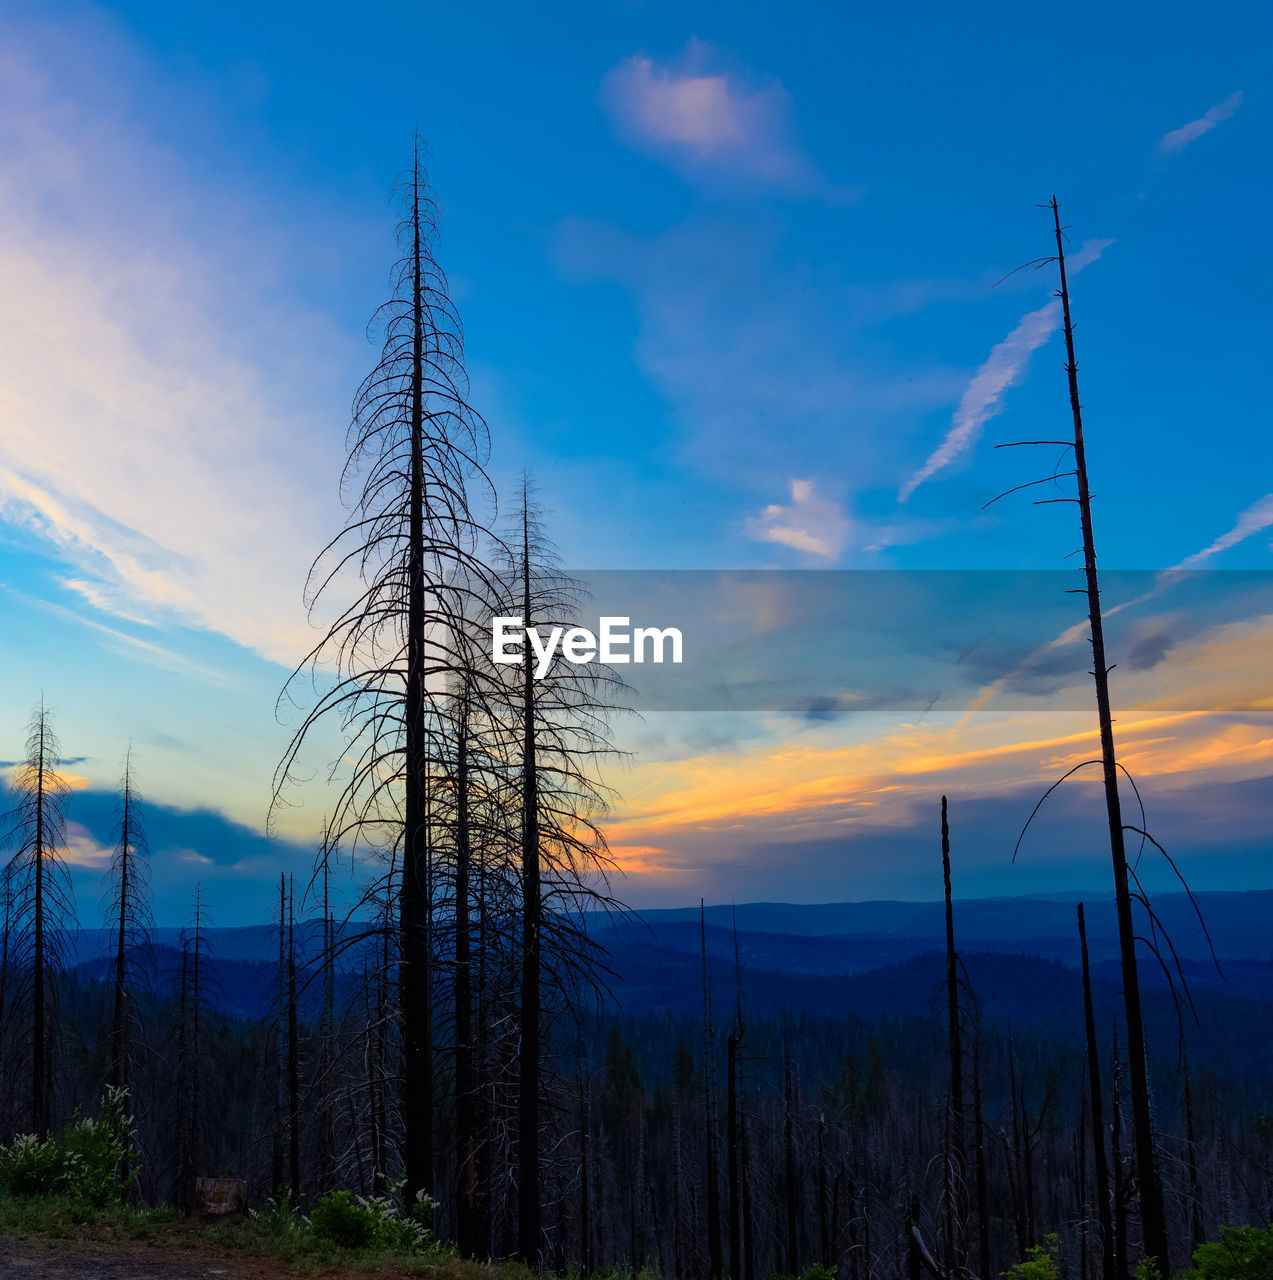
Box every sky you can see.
[1,0,1271,923]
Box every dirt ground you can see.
[0,1236,306,1279]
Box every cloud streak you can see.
[899,239,1113,501]
[1158,92,1242,156]
[1168,491,1273,572]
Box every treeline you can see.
[0,153,1264,1280]
[4,902,1273,1280]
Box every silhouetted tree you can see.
[4,703,73,1136]
[103,748,152,1097]
[273,140,494,1210]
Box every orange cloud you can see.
[603,611,1273,888]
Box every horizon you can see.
[3,1,1272,924]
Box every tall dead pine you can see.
[940,796,967,1270]
[105,749,152,1097]
[1048,197,1169,1274]
[5,703,73,1137]
[1078,903,1116,1280]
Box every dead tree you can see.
[783,1044,799,1277]
[500,481,626,1264]
[1078,904,1116,1280]
[314,841,336,1195]
[727,916,747,1280]
[1047,198,1170,1275]
[273,140,494,1211]
[103,748,153,1098]
[940,796,967,1270]
[992,198,1171,1273]
[0,862,13,1137]
[273,873,286,1196]
[174,884,210,1209]
[700,901,723,1278]
[4,703,73,1137]
[971,1026,991,1278]
[287,873,301,1198]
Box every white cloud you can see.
[899,239,1113,501]
[1158,91,1243,156]
[1169,492,1273,573]
[600,40,838,195]
[0,23,361,667]
[746,479,850,560]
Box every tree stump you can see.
[191,1176,247,1220]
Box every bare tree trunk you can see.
[673,1088,684,1279]
[784,1046,798,1277]
[287,874,301,1199]
[941,796,967,1270]
[580,1061,593,1275]
[1111,1036,1129,1280]
[401,151,436,1210]
[1049,196,1169,1275]
[740,1101,755,1280]
[1183,1056,1205,1255]
[973,1032,991,1279]
[727,1030,740,1280]
[190,887,203,1193]
[818,1110,830,1269]
[517,497,542,1264]
[701,903,722,1279]
[317,847,334,1195]
[109,757,134,1090]
[31,713,49,1136]
[273,873,286,1197]
[1078,903,1116,1280]
[455,692,478,1253]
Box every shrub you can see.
[0,1086,136,1208]
[309,1188,428,1254]
[248,1194,308,1244]
[310,1191,375,1249]
[1003,1234,1060,1280]
[0,1134,66,1199]
[1180,1224,1273,1280]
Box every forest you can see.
[2,149,1271,1280]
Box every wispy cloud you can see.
[1168,492,1273,573]
[1158,91,1243,156]
[600,40,844,197]
[899,239,1113,501]
[746,479,850,560]
[556,216,964,512]
[1,585,230,686]
[962,495,1273,719]
[0,21,357,667]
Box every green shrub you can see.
[0,1134,66,1199]
[1180,1224,1273,1280]
[309,1188,428,1253]
[310,1190,373,1249]
[1003,1234,1060,1280]
[248,1193,308,1244]
[0,1087,136,1208]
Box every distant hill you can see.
[62,888,1273,979]
[630,890,1273,964]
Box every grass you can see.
[0,1192,536,1278]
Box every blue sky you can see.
[1,1,1271,922]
